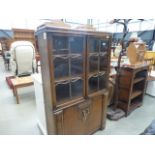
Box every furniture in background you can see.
[117,64,148,116]
[10,41,36,76]
[144,51,155,65]
[12,28,36,49]
[127,42,146,65]
[144,58,154,76]
[4,51,11,70]
[32,74,47,134]
[144,58,155,97]
[11,76,34,104]
[37,25,111,134]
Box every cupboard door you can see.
[56,96,103,135]
[86,95,103,133]
[87,36,110,95]
[53,35,85,104]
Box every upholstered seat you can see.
[10,41,36,76]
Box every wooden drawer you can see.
[54,95,105,135]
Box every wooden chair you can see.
[144,57,155,96]
[145,58,154,77]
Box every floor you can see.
[0,56,41,135]
[0,56,155,135]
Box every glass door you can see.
[52,35,85,104]
[88,37,110,93]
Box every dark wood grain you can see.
[37,26,111,134]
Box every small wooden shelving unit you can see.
[117,64,149,116]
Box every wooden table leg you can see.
[12,86,16,96]
[14,87,20,104]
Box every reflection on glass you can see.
[100,40,109,52]
[56,83,70,103]
[99,75,107,90]
[89,38,99,52]
[100,56,108,71]
[54,57,69,78]
[71,79,83,98]
[53,36,68,54]
[89,76,98,93]
[69,37,84,53]
[89,56,98,72]
[71,58,83,76]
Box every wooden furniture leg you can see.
[14,86,19,104]
[12,86,16,96]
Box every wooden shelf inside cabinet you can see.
[36,26,111,134]
[128,101,142,116]
[117,98,143,116]
[130,90,143,100]
[133,77,145,84]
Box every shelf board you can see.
[117,100,142,116]
[131,90,143,100]
[134,77,145,84]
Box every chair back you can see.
[144,57,154,76]
[10,41,35,76]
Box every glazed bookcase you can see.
[37,25,111,134]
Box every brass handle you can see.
[82,108,90,121]
[77,100,91,122]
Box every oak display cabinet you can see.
[37,25,111,134]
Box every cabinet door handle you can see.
[77,100,91,122]
[82,108,90,122]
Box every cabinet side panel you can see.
[101,91,109,129]
[37,33,56,134]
